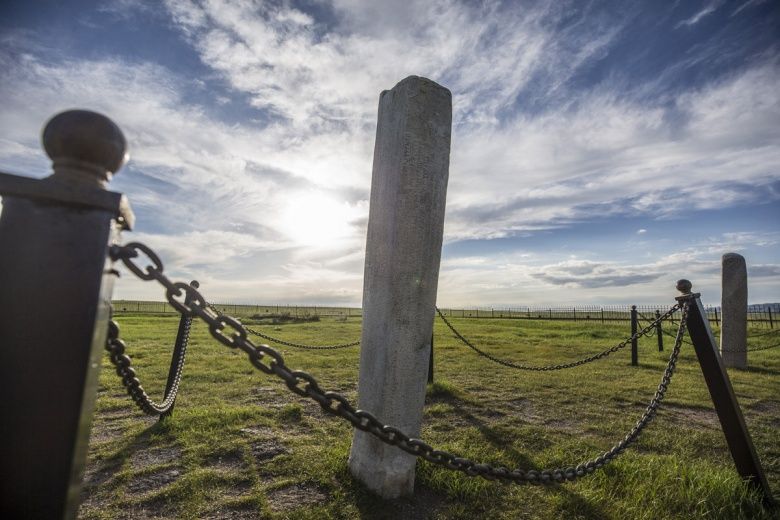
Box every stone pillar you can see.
[348,76,451,498]
[720,253,748,368]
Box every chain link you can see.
[206,304,359,350]
[105,309,191,416]
[109,242,693,485]
[436,305,680,371]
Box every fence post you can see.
[769,307,774,329]
[631,305,638,365]
[349,76,451,499]
[655,309,663,352]
[0,110,133,518]
[676,280,774,506]
[714,307,719,326]
[721,253,748,368]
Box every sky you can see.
[0,0,778,307]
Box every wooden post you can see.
[348,76,452,498]
[631,305,638,366]
[0,110,133,519]
[676,280,774,506]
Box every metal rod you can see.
[631,305,638,366]
[428,331,434,384]
[676,279,774,507]
[655,309,663,352]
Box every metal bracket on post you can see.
[0,110,133,519]
[675,279,774,507]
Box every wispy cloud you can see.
[676,1,723,28]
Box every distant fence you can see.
[112,300,361,318]
[111,301,776,328]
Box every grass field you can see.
[79,312,780,519]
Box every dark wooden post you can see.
[769,307,774,329]
[0,110,133,519]
[676,280,774,507]
[655,309,663,352]
[631,305,638,365]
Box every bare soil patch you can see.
[130,445,182,470]
[204,449,247,472]
[266,483,328,513]
[202,503,262,519]
[127,468,181,495]
[251,439,288,463]
[660,403,719,428]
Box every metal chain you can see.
[436,305,680,371]
[747,328,779,338]
[658,315,778,353]
[109,241,691,484]
[721,343,780,353]
[206,304,359,350]
[105,309,191,416]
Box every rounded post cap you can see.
[190,280,200,288]
[43,109,128,185]
[676,279,693,294]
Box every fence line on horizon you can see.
[111,300,776,328]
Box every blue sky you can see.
[0,0,778,306]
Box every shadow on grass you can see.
[101,419,175,469]
[421,381,609,519]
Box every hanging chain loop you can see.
[436,305,680,371]
[105,309,191,415]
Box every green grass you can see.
[80,314,780,519]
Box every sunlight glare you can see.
[280,191,359,248]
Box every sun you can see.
[279,191,358,248]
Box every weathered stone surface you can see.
[720,252,748,368]
[348,76,452,498]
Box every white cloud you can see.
[1,2,778,306]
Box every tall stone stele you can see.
[348,76,452,498]
[720,252,748,368]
